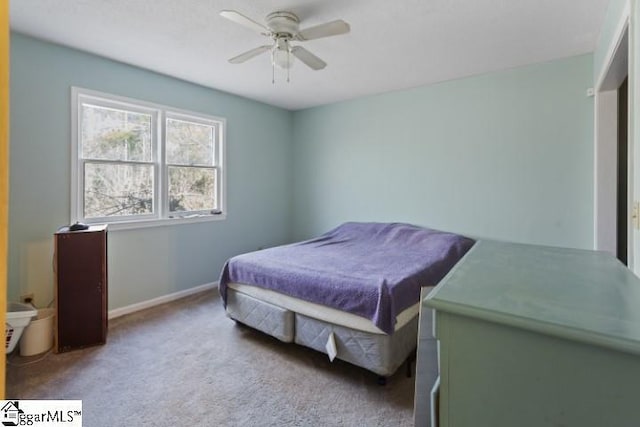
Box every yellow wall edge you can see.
[1,0,10,398]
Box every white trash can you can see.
[6,302,37,353]
[19,308,55,356]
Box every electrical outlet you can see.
[20,293,34,304]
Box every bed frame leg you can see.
[405,351,416,378]
[377,376,387,386]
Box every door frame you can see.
[594,2,631,266]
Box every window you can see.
[72,88,225,229]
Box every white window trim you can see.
[71,87,227,231]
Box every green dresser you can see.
[422,240,640,427]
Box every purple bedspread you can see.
[219,222,474,334]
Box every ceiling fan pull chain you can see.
[287,49,291,83]
[271,49,275,84]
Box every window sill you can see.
[90,213,227,231]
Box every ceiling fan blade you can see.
[229,45,272,64]
[291,46,327,70]
[220,10,268,34]
[296,20,350,41]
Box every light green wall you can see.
[9,32,601,308]
[9,33,293,309]
[292,55,594,249]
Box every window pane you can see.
[168,166,216,212]
[84,163,154,218]
[81,104,152,162]
[166,118,214,166]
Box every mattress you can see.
[228,282,421,334]
[220,222,475,334]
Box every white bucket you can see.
[19,308,55,356]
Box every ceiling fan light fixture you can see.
[273,45,294,70]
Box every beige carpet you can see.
[6,291,415,426]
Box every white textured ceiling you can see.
[10,0,610,110]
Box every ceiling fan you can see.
[220,10,351,82]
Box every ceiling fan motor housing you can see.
[266,11,300,38]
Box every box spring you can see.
[225,288,418,376]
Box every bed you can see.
[219,222,474,379]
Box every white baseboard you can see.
[108,282,218,320]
